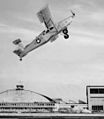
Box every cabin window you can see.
[50,27,54,30]
[46,30,49,33]
[42,30,46,35]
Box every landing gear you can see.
[64,34,69,39]
[63,28,68,34]
[63,28,69,39]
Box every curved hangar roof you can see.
[0,85,54,103]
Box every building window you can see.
[90,88,104,94]
[92,105,103,111]
[99,89,104,94]
[90,88,98,94]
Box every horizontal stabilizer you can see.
[13,39,21,45]
[13,49,22,56]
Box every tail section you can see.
[13,39,24,60]
[13,38,21,45]
[13,49,23,57]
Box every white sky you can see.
[0,0,104,102]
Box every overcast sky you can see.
[0,0,104,102]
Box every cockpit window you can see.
[46,30,49,33]
[42,30,45,35]
[50,27,54,30]
[45,27,54,34]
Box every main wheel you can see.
[64,34,69,39]
[63,28,68,34]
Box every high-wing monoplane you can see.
[13,6,75,61]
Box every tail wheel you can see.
[64,34,69,39]
[63,28,68,34]
[20,58,22,61]
[36,38,41,44]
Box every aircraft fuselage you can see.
[19,27,58,58]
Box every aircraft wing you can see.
[37,6,54,29]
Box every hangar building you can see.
[0,84,56,113]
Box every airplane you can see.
[13,6,75,61]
